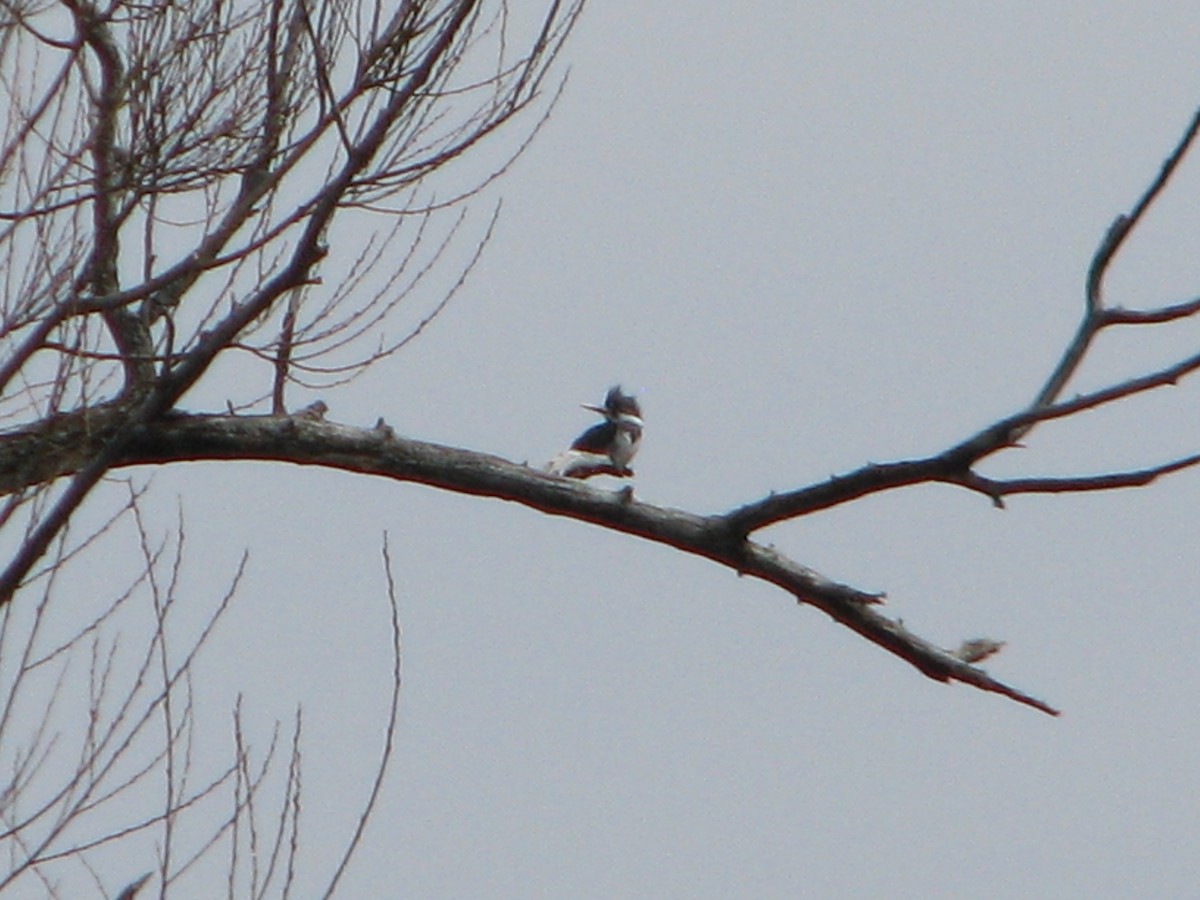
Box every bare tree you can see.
[0,0,579,894]
[3,0,1200,894]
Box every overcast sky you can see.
[38,4,1200,897]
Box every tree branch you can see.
[1085,104,1200,313]
[954,452,1200,499]
[0,410,1058,715]
[1029,104,1200,417]
[725,339,1200,534]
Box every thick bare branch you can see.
[0,410,1056,714]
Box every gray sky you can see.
[55,4,1200,897]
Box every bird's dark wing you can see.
[570,420,616,453]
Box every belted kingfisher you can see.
[544,385,643,479]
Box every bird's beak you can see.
[580,403,606,414]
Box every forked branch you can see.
[727,104,1200,534]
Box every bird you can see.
[544,385,643,479]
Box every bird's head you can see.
[582,385,643,429]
